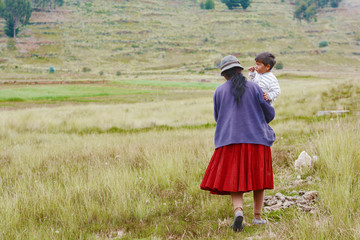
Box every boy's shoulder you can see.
[264,71,276,77]
[262,71,278,81]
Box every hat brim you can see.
[221,63,244,74]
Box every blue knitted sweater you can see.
[213,80,276,149]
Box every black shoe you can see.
[232,210,244,232]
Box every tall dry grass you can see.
[276,119,360,239]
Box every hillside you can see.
[0,0,360,82]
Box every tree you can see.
[240,0,251,10]
[0,0,32,40]
[222,0,251,10]
[293,0,342,23]
[314,0,329,8]
[330,0,340,8]
[221,0,241,9]
[204,0,215,9]
[294,0,308,23]
[5,17,19,37]
[304,4,317,22]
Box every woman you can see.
[200,55,276,232]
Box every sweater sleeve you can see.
[213,91,218,122]
[258,88,275,123]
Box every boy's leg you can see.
[253,189,265,219]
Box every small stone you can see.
[265,199,278,206]
[285,196,296,201]
[303,191,318,201]
[293,179,304,185]
[291,190,298,195]
[275,192,286,202]
[297,199,307,204]
[283,201,292,209]
[299,191,306,196]
[264,196,274,201]
[300,205,312,212]
[264,206,272,213]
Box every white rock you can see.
[283,201,292,208]
[294,151,313,172]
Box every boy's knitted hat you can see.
[220,55,244,73]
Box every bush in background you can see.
[7,38,16,50]
[221,0,251,10]
[274,61,284,70]
[82,67,91,72]
[319,40,328,48]
[200,0,214,9]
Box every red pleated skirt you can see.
[200,143,273,195]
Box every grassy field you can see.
[0,76,359,239]
[1,0,360,239]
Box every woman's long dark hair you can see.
[221,67,247,103]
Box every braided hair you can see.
[221,67,247,104]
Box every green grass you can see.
[115,79,220,90]
[0,85,153,102]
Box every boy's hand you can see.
[248,66,255,72]
[263,92,269,101]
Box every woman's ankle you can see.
[234,206,243,213]
[253,213,261,220]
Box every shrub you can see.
[82,67,91,72]
[330,0,341,8]
[7,39,16,50]
[204,0,215,9]
[222,0,251,10]
[319,40,328,48]
[116,71,121,76]
[274,61,284,70]
[99,71,104,76]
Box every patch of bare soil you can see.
[30,9,74,24]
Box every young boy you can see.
[248,52,280,104]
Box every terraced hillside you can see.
[0,0,359,82]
